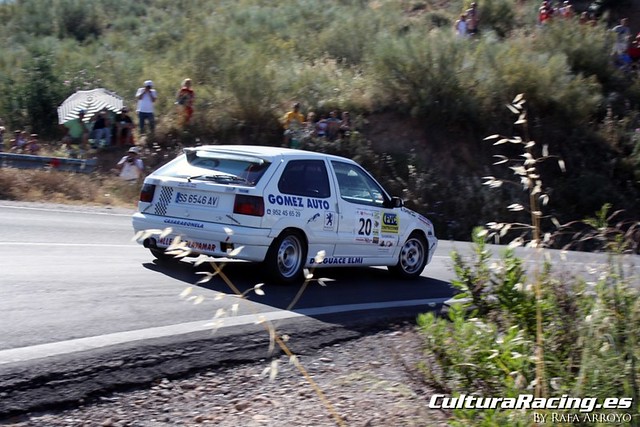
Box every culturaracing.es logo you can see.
[428,394,633,413]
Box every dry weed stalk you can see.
[482,94,566,399]
[133,228,346,426]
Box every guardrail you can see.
[0,152,97,173]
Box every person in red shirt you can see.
[538,0,554,26]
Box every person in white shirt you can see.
[117,146,144,181]
[135,80,157,134]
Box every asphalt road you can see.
[0,201,458,416]
[0,201,455,353]
[0,201,625,417]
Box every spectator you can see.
[116,146,144,181]
[315,114,328,139]
[326,110,341,141]
[465,2,479,35]
[578,11,597,26]
[578,11,589,24]
[11,130,27,152]
[26,134,40,155]
[558,1,574,19]
[538,1,554,26]
[282,102,305,147]
[339,111,352,138]
[304,112,317,138]
[62,109,90,156]
[90,109,112,148]
[114,107,135,147]
[175,78,195,126]
[0,118,5,151]
[135,80,157,134]
[612,18,631,56]
[454,13,469,38]
[629,33,640,62]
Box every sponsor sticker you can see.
[324,212,335,230]
[267,194,331,210]
[308,256,364,265]
[163,218,204,228]
[355,209,380,244]
[381,212,399,234]
[158,237,217,252]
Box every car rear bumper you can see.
[132,212,272,262]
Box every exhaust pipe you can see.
[143,238,157,249]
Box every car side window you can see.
[278,160,331,198]
[331,161,385,207]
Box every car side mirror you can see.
[391,196,403,208]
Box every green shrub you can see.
[418,95,639,425]
[419,232,639,425]
[532,19,616,87]
[476,0,517,37]
[368,29,477,122]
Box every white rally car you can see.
[132,145,437,283]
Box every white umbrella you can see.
[57,88,125,124]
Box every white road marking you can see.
[0,242,136,247]
[0,204,133,217]
[0,298,449,365]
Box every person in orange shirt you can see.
[175,78,195,126]
[282,102,305,147]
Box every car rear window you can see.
[155,149,271,186]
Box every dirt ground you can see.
[4,324,452,427]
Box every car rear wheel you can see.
[389,232,428,279]
[150,248,178,263]
[265,230,307,284]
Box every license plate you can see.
[175,191,219,207]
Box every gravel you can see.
[3,325,451,426]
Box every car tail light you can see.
[234,194,264,216]
[139,183,156,203]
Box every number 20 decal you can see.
[358,218,372,236]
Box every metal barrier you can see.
[0,153,97,173]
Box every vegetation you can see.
[0,0,639,240]
[0,168,141,207]
[418,96,639,426]
[0,3,638,423]
[419,234,639,425]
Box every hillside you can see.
[0,0,639,244]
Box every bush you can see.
[418,95,639,425]
[0,0,638,243]
[419,233,639,425]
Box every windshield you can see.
[154,149,271,186]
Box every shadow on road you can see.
[143,258,455,313]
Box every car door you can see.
[265,159,338,260]
[329,160,400,260]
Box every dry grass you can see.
[0,168,141,208]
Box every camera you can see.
[127,157,134,163]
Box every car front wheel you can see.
[388,232,428,279]
[265,230,307,284]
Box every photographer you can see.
[116,146,144,182]
[135,80,157,135]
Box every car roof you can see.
[188,145,357,164]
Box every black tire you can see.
[265,230,307,284]
[388,232,428,279]
[150,248,177,263]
